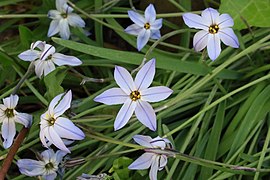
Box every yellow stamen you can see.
[144,23,151,30]
[130,90,141,101]
[209,24,219,34]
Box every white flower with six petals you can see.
[0,94,32,149]
[17,149,66,180]
[18,41,82,78]
[183,8,239,60]
[40,90,85,153]
[128,135,172,180]
[125,4,163,51]
[47,0,85,39]
[94,58,173,131]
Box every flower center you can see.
[209,24,219,34]
[144,23,151,30]
[61,13,68,18]
[45,162,54,170]
[48,117,56,126]
[4,108,14,118]
[130,90,141,101]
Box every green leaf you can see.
[19,25,33,49]
[52,37,242,80]
[219,0,270,30]
[44,68,66,101]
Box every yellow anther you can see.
[209,24,219,34]
[144,23,151,30]
[130,90,141,101]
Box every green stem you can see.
[12,61,34,95]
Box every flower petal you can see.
[40,125,49,148]
[3,94,19,109]
[56,0,68,12]
[31,41,45,50]
[137,29,151,51]
[201,7,219,25]
[17,159,45,176]
[149,155,159,180]
[41,149,54,162]
[135,100,156,131]
[55,150,67,164]
[127,10,145,27]
[48,93,64,115]
[34,60,45,78]
[59,19,70,39]
[52,53,82,66]
[217,14,234,29]
[15,112,32,127]
[43,173,57,180]
[54,117,85,140]
[141,86,173,102]
[150,136,167,149]
[18,50,40,61]
[193,30,209,52]
[67,13,85,27]
[43,61,56,77]
[219,28,239,48]
[94,88,128,105]
[125,24,143,36]
[47,20,60,37]
[182,13,208,30]
[135,58,155,91]
[159,155,167,170]
[46,126,70,153]
[128,152,153,170]
[2,117,16,148]
[40,44,55,61]
[114,66,136,94]
[48,10,61,20]
[114,99,136,130]
[133,135,153,147]
[207,34,221,61]
[150,30,161,40]
[145,4,156,24]
[54,90,72,117]
[150,18,162,30]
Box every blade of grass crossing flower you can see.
[200,101,226,179]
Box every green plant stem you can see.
[0,12,200,19]
[12,61,35,95]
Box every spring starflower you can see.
[94,59,173,131]
[125,4,162,51]
[40,90,85,153]
[18,41,82,78]
[0,94,32,148]
[47,0,85,39]
[183,8,239,60]
[128,135,173,180]
[17,149,66,180]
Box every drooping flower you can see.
[183,7,239,60]
[125,4,163,51]
[40,90,85,153]
[128,135,173,180]
[0,94,32,149]
[18,41,82,78]
[47,0,85,39]
[17,149,66,180]
[94,59,173,131]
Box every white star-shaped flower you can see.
[0,94,32,148]
[17,149,66,180]
[47,0,85,39]
[183,7,239,60]
[125,4,163,51]
[18,41,82,78]
[128,135,172,180]
[94,59,173,131]
[40,90,85,153]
